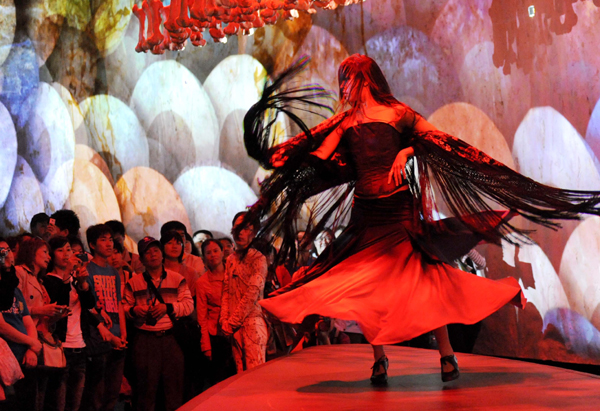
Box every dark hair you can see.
[68,235,85,253]
[51,210,80,237]
[185,232,201,257]
[232,211,260,233]
[30,213,49,233]
[86,224,114,255]
[338,54,399,109]
[48,236,70,253]
[5,236,18,251]
[193,230,213,240]
[201,238,223,256]
[113,240,124,254]
[15,237,49,273]
[218,237,233,246]
[160,221,187,238]
[160,230,184,262]
[104,220,125,237]
[47,236,70,272]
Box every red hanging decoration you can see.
[132,0,366,54]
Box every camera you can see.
[76,253,89,263]
[0,248,9,265]
[145,313,157,326]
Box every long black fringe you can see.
[242,57,354,266]
[407,130,600,244]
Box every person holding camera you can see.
[81,224,127,411]
[44,236,97,411]
[123,237,193,411]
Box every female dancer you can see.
[242,54,600,384]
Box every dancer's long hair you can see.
[338,54,399,108]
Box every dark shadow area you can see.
[297,371,544,393]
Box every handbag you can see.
[37,332,67,369]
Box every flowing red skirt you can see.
[260,190,525,345]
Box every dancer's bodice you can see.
[343,122,411,198]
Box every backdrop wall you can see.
[2,0,600,364]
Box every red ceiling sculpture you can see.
[132,0,365,54]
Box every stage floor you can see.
[180,345,600,410]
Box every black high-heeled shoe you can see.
[440,354,460,382]
[370,355,389,385]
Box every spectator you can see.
[0,238,42,411]
[68,236,85,256]
[218,237,234,260]
[192,230,213,251]
[123,237,194,411]
[160,221,205,276]
[220,212,268,373]
[104,220,144,274]
[50,210,81,239]
[161,231,200,297]
[185,232,201,257]
[29,213,51,241]
[196,239,235,385]
[81,224,127,411]
[160,230,202,399]
[108,241,134,298]
[15,237,63,330]
[44,236,97,411]
[15,237,65,411]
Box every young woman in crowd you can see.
[220,212,269,373]
[160,231,200,299]
[44,236,96,411]
[196,239,235,385]
[15,237,67,410]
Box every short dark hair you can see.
[47,236,70,272]
[201,238,223,256]
[48,236,70,253]
[51,210,80,237]
[30,213,49,232]
[104,220,125,237]
[160,231,184,262]
[160,221,187,238]
[218,237,233,245]
[113,240,124,254]
[86,224,114,255]
[68,235,85,252]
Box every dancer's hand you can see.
[388,150,409,186]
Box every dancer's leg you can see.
[371,345,387,375]
[433,326,456,373]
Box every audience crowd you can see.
[0,208,365,411]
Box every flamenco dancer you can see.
[241,54,600,385]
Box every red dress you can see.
[260,122,525,345]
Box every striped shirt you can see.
[123,268,193,331]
